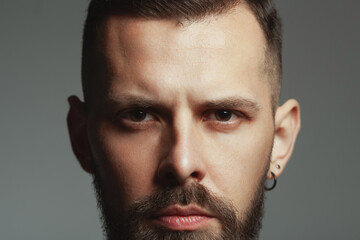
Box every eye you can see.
[123,110,155,122]
[203,109,248,130]
[207,109,239,122]
[214,110,235,121]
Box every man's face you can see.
[82,6,277,240]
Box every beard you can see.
[92,169,267,240]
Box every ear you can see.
[67,95,94,174]
[267,99,301,179]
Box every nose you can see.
[157,118,206,186]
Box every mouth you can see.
[151,204,215,231]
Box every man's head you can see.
[67,0,301,239]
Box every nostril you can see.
[166,172,175,180]
[161,172,180,186]
[191,172,198,178]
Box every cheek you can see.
[204,122,273,215]
[89,121,162,207]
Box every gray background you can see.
[1,0,359,239]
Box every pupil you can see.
[216,110,231,121]
[130,111,146,121]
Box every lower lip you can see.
[153,215,212,231]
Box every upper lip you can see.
[155,204,214,218]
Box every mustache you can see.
[122,183,238,227]
[93,172,266,240]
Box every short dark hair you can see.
[82,0,282,110]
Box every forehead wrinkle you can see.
[107,16,230,61]
[116,35,228,68]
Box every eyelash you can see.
[204,110,248,122]
[118,108,248,126]
[117,108,157,126]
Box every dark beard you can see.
[92,172,266,240]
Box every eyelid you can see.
[116,107,249,123]
[118,108,157,122]
[203,109,248,121]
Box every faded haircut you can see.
[82,0,282,111]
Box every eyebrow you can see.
[105,95,172,116]
[201,96,260,114]
[106,95,163,108]
[106,94,260,114]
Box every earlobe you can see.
[67,95,94,174]
[268,99,301,179]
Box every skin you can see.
[68,5,301,237]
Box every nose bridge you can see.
[158,108,206,184]
[172,113,192,164]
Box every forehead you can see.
[92,5,270,111]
